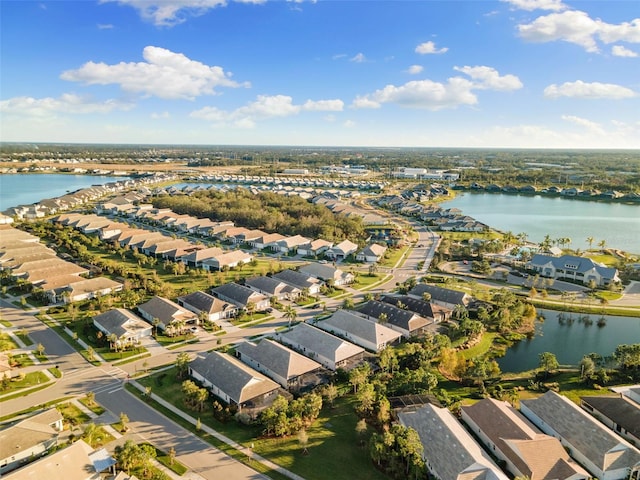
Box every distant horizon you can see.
[2,1,638,149]
[1,141,639,153]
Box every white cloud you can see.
[191,94,344,126]
[353,78,477,111]
[518,10,640,52]
[415,41,448,55]
[453,65,523,90]
[60,46,248,100]
[544,80,636,99]
[352,65,521,111]
[0,94,133,117]
[561,114,605,134]
[332,54,348,60]
[406,65,424,75]
[151,111,171,119]
[343,120,356,128]
[102,0,228,27]
[612,45,638,57]
[501,0,566,11]
[350,53,367,63]
[97,23,114,29]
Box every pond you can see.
[497,309,640,373]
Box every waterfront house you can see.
[527,254,619,287]
[580,395,640,446]
[520,391,640,480]
[398,403,509,480]
[235,338,323,390]
[461,398,589,480]
[189,351,280,412]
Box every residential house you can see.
[325,240,358,260]
[248,232,286,250]
[146,239,196,259]
[180,247,224,268]
[211,283,270,311]
[235,338,323,390]
[381,294,452,323]
[527,254,620,287]
[201,250,253,271]
[356,243,387,263]
[189,351,280,412]
[272,235,311,254]
[177,291,238,322]
[580,395,640,446]
[277,322,365,371]
[298,263,354,286]
[408,283,473,310]
[358,300,434,338]
[272,269,323,295]
[3,439,100,480]
[461,398,589,480]
[317,309,402,352]
[137,296,197,331]
[398,403,509,480]
[93,308,152,347]
[54,277,123,304]
[521,391,640,480]
[0,408,64,475]
[297,239,334,257]
[233,229,267,245]
[244,276,301,301]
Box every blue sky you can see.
[1,0,639,148]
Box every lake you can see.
[0,174,130,211]
[497,309,640,372]
[444,192,640,254]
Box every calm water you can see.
[497,309,640,372]
[0,174,130,211]
[444,193,640,254]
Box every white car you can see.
[189,326,199,334]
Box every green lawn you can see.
[351,274,382,290]
[15,330,33,346]
[83,425,115,449]
[144,443,189,476]
[57,402,91,427]
[379,246,409,268]
[584,253,619,266]
[458,332,500,360]
[9,353,34,368]
[0,371,49,395]
[0,332,18,351]
[79,396,106,415]
[137,368,388,480]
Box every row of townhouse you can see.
[0,225,123,304]
[4,173,174,220]
[398,391,640,480]
[53,213,254,271]
[186,172,385,190]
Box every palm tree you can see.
[586,236,594,251]
[284,305,297,327]
[598,239,606,252]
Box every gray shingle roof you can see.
[93,308,150,338]
[580,395,640,441]
[278,323,364,364]
[409,283,471,306]
[528,254,618,280]
[177,290,236,315]
[318,309,402,346]
[272,269,321,290]
[235,339,321,381]
[190,351,279,404]
[398,403,508,480]
[211,282,266,307]
[521,391,640,473]
[358,300,431,332]
[244,276,298,296]
[381,294,440,318]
